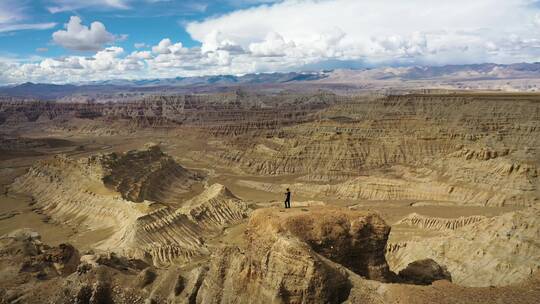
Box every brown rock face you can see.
[193,207,393,304]
[100,145,202,203]
[196,234,352,304]
[256,239,350,303]
[247,207,393,281]
[398,259,452,285]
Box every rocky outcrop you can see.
[246,207,393,281]
[2,207,539,303]
[195,242,351,304]
[1,207,385,304]
[0,229,80,279]
[397,259,452,285]
[190,207,393,303]
[2,227,539,304]
[386,207,540,287]
[119,207,207,265]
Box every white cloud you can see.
[0,46,149,84]
[152,38,172,54]
[47,0,130,13]
[0,22,57,33]
[187,0,540,66]
[152,38,187,55]
[248,32,294,57]
[129,50,152,60]
[134,42,148,49]
[372,32,429,57]
[200,31,244,54]
[52,16,116,51]
[0,1,56,33]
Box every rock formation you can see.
[386,207,540,287]
[0,229,80,280]
[246,207,393,281]
[238,167,535,206]
[397,259,452,285]
[1,207,539,303]
[100,145,202,203]
[1,92,539,303]
[191,207,393,303]
[10,147,251,266]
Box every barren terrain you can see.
[0,91,538,303]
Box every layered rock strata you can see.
[394,213,487,231]
[10,147,250,265]
[386,207,540,287]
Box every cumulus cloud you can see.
[0,46,149,84]
[52,16,116,51]
[3,0,540,84]
[152,38,184,54]
[187,0,540,66]
[372,32,429,57]
[129,50,152,60]
[249,32,294,57]
[200,31,245,54]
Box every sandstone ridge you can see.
[10,147,251,266]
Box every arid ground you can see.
[0,91,538,303]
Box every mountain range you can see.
[1,63,539,99]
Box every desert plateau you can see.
[0,89,538,303]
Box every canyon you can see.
[0,91,538,303]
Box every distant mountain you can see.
[0,82,134,99]
[81,72,328,87]
[1,63,540,99]
[0,82,79,99]
[0,72,329,99]
[322,63,540,83]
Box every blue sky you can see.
[1,0,540,84]
[0,1,266,57]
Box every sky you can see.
[1,0,540,84]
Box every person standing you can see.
[284,188,291,208]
